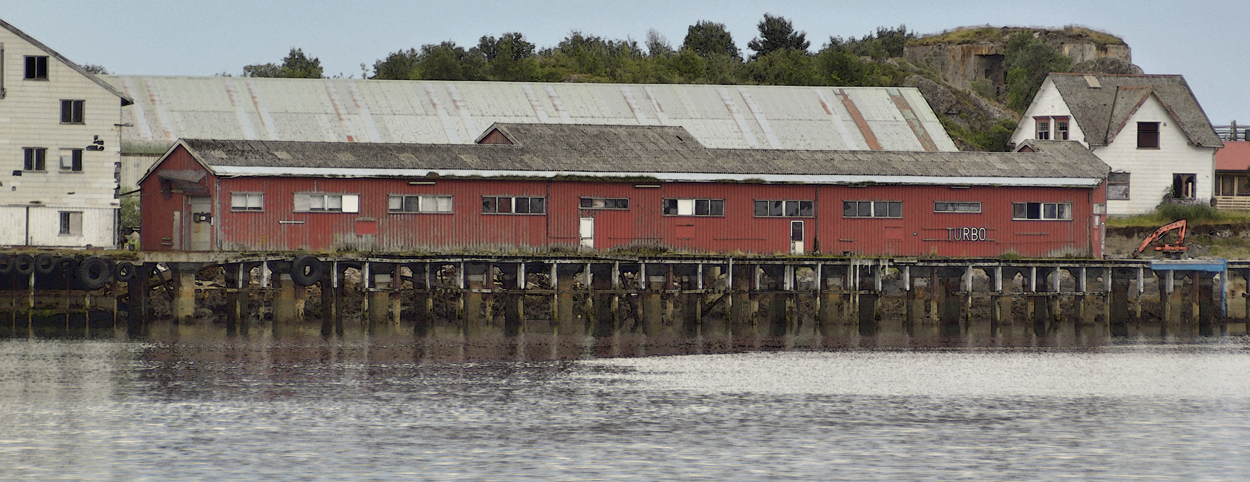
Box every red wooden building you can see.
[139,123,1109,257]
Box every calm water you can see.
[2,335,1249,481]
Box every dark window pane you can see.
[873,202,888,218]
[790,221,803,241]
[580,198,593,208]
[1027,203,1041,219]
[663,199,677,215]
[1013,203,1025,219]
[695,199,709,216]
[935,202,947,212]
[404,196,419,212]
[888,202,902,218]
[769,200,782,216]
[709,200,724,216]
[754,200,768,217]
[71,150,82,171]
[799,201,813,217]
[857,202,871,217]
[482,197,497,213]
[515,197,530,213]
[784,201,799,217]
[843,201,856,217]
[530,198,545,214]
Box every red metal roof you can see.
[1216,141,1250,171]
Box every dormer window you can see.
[1053,117,1069,140]
[1035,117,1050,140]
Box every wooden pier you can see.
[1,252,1247,342]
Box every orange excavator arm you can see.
[1132,220,1188,258]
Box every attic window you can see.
[1137,122,1160,149]
[24,56,47,80]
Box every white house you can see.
[0,18,131,248]
[1010,73,1222,215]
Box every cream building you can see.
[0,18,131,247]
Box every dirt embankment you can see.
[1105,222,1250,259]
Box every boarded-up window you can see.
[663,198,724,216]
[294,193,359,213]
[59,211,82,236]
[389,195,452,213]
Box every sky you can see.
[4,0,1247,125]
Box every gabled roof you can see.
[1216,141,1250,171]
[1047,73,1220,148]
[145,123,1107,187]
[0,18,132,105]
[106,76,959,154]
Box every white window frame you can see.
[389,194,453,213]
[294,193,359,213]
[231,192,264,212]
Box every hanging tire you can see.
[114,261,137,282]
[34,254,56,275]
[57,257,78,275]
[14,254,34,276]
[289,255,324,286]
[78,257,111,289]
[0,254,13,275]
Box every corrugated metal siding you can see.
[158,172,1102,256]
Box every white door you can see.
[579,217,594,248]
[790,220,804,255]
[189,196,212,251]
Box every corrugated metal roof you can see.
[106,76,959,154]
[157,124,1105,187]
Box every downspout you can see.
[24,205,29,246]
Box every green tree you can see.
[81,64,109,75]
[1003,31,1071,111]
[645,29,674,58]
[479,33,537,81]
[746,49,816,85]
[415,41,486,81]
[243,48,324,78]
[371,48,421,80]
[681,21,740,60]
[747,14,809,60]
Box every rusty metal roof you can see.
[154,124,1104,188]
[106,76,958,155]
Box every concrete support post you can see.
[274,273,299,327]
[172,265,198,324]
